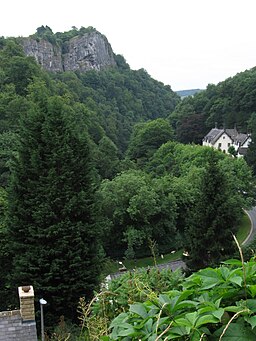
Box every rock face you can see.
[20,32,116,73]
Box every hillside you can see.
[176,88,203,98]
[0,26,255,333]
[0,27,180,183]
[171,67,256,145]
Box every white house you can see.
[202,127,251,157]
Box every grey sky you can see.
[1,0,256,90]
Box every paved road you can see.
[243,207,256,245]
[110,209,256,279]
[110,260,186,279]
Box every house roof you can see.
[225,129,238,140]
[203,127,249,146]
[203,128,224,144]
[235,133,249,145]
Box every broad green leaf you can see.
[130,302,148,318]
[212,308,225,321]
[110,312,128,328]
[174,317,193,329]
[213,322,256,340]
[246,299,256,312]
[224,306,244,313]
[185,311,198,326]
[168,326,190,337]
[222,259,242,266]
[152,316,169,330]
[174,300,198,311]
[200,277,222,290]
[245,315,256,329]
[199,268,220,279]
[144,318,153,333]
[220,266,230,280]
[118,325,137,337]
[158,293,172,306]
[198,306,215,315]
[195,314,219,328]
[198,268,223,289]
[228,275,243,286]
[248,285,256,298]
[190,330,204,341]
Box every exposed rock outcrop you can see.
[20,31,116,73]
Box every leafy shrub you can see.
[78,267,183,340]
[104,258,256,340]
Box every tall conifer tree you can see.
[7,95,102,321]
[183,149,237,271]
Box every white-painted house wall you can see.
[202,129,251,157]
[212,132,233,153]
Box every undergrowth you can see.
[77,237,256,340]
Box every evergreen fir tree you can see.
[183,149,237,272]
[245,113,256,175]
[7,95,102,322]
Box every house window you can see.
[228,143,230,147]
[223,136,225,139]
[218,143,222,149]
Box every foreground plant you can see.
[105,257,256,340]
[78,267,183,340]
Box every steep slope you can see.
[19,28,116,73]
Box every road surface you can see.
[243,207,256,245]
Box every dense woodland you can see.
[1,28,256,338]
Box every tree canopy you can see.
[0,29,255,332]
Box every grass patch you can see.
[102,249,183,275]
[236,212,251,244]
[123,249,183,269]
[102,212,252,276]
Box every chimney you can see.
[18,285,35,321]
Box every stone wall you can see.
[0,286,37,341]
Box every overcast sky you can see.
[1,0,256,90]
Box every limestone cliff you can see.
[20,31,116,73]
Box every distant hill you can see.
[171,66,256,145]
[176,89,203,98]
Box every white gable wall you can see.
[212,132,233,153]
[242,137,251,148]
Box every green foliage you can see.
[0,30,255,338]
[245,113,256,175]
[104,258,256,340]
[127,118,174,166]
[6,95,103,322]
[149,143,254,269]
[65,67,179,152]
[170,67,256,147]
[78,267,183,340]
[228,145,237,157]
[0,186,14,311]
[183,149,240,271]
[96,170,178,258]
